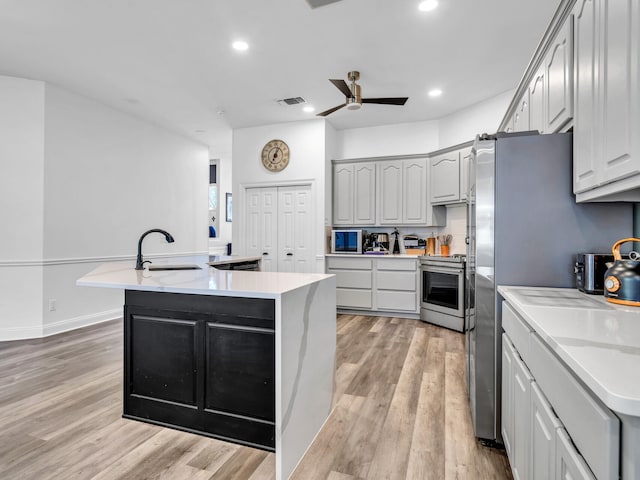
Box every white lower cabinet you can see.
[556,428,596,480]
[502,335,533,480]
[501,301,618,480]
[326,256,418,313]
[531,383,562,480]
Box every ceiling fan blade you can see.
[362,97,409,105]
[316,104,346,117]
[329,79,353,98]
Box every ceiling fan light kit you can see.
[317,70,409,117]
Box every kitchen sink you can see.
[148,264,202,271]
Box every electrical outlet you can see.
[48,299,57,312]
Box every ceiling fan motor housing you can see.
[347,83,362,109]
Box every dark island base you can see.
[123,290,276,450]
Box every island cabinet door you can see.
[123,291,276,451]
[205,322,275,422]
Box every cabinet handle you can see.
[286,253,293,256]
[262,252,269,256]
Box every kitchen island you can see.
[77,256,336,480]
[499,286,640,480]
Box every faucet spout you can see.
[135,229,175,270]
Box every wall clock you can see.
[261,139,290,172]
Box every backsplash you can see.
[325,204,467,255]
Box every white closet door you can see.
[245,189,262,260]
[260,187,278,272]
[278,185,312,273]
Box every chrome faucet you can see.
[135,229,175,270]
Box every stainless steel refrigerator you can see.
[465,131,633,444]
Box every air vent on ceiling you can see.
[306,0,343,8]
[277,97,307,106]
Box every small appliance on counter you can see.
[403,234,426,255]
[575,253,616,294]
[331,229,363,254]
[604,237,640,306]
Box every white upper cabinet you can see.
[353,163,376,225]
[573,0,599,194]
[430,151,461,205]
[573,0,640,200]
[513,90,530,132]
[402,158,428,224]
[333,164,354,225]
[529,67,546,133]
[377,161,404,224]
[333,156,445,227]
[545,16,574,133]
[332,162,375,225]
[459,147,472,202]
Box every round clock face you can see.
[261,139,290,172]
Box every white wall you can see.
[438,89,516,148]
[0,76,46,338]
[232,119,327,272]
[0,76,210,340]
[335,120,440,159]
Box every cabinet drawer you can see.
[376,259,417,271]
[332,270,372,289]
[502,302,533,364]
[376,271,416,291]
[376,290,416,312]
[528,334,619,480]
[336,288,372,309]
[326,257,372,270]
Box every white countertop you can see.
[498,286,640,417]
[77,255,333,298]
[208,255,262,265]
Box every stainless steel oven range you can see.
[419,254,465,332]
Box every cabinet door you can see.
[278,185,312,273]
[599,0,640,186]
[353,163,376,225]
[556,428,596,480]
[513,91,530,132]
[573,0,599,193]
[378,162,403,224]
[512,346,533,480]
[529,68,546,133]
[403,158,427,224]
[245,187,278,272]
[206,322,275,422]
[501,334,515,461]
[546,16,574,132]
[430,152,460,204]
[531,382,562,480]
[333,164,354,225]
[459,147,472,202]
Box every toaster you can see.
[575,253,615,294]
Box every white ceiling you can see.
[0,0,559,154]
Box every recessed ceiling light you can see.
[232,41,249,51]
[303,106,315,113]
[428,89,443,97]
[418,0,438,12]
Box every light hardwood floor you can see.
[0,315,512,480]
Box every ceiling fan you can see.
[317,71,409,117]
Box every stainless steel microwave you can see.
[331,230,363,254]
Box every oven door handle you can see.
[422,266,464,274]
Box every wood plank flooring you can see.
[0,315,512,479]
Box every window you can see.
[209,161,219,237]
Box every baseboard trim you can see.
[0,325,44,342]
[44,309,122,337]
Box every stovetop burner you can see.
[419,254,466,264]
